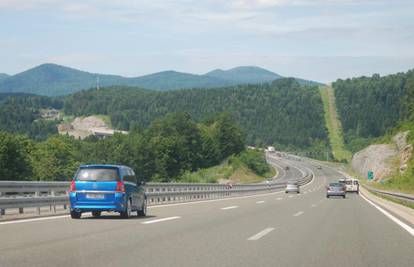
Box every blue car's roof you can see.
[79,164,126,169]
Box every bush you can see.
[237,149,270,176]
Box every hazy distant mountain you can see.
[0,63,322,96]
[0,73,9,81]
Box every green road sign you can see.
[367,171,374,180]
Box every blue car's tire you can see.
[71,210,81,219]
[138,199,147,217]
[120,200,132,219]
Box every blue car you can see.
[69,165,147,219]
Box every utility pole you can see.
[96,75,100,91]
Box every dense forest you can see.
[0,93,62,140]
[333,69,414,152]
[0,112,255,182]
[64,78,329,155]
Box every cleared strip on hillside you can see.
[320,86,352,162]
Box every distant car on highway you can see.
[326,182,346,198]
[285,166,290,171]
[285,181,300,194]
[69,164,147,219]
[339,178,359,194]
[317,165,322,170]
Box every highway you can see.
[0,157,413,267]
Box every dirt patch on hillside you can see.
[58,116,125,139]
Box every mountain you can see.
[0,73,9,81]
[0,63,322,96]
[128,70,231,90]
[205,66,282,85]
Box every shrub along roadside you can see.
[180,149,275,184]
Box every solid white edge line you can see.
[256,201,265,204]
[247,227,275,241]
[221,206,239,210]
[360,194,414,237]
[0,215,70,225]
[141,216,181,225]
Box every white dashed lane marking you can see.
[221,206,239,210]
[247,228,275,241]
[141,216,181,224]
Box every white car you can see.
[339,178,359,194]
[285,182,300,194]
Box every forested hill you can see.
[0,63,322,96]
[63,78,329,154]
[0,93,62,140]
[333,69,414,152]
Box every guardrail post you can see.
[51,190,56,213]
[35,191,41,215]
[18,191,24,214]
[0,192,4,218]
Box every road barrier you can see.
[362,184,414,204]
[0,173,312,219]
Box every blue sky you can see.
[1,0,413,82]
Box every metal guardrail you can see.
[0,173,313,218]
[362,184,414,203]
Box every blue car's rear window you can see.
[75,168,119,182]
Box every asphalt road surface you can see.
[0,157,413,267]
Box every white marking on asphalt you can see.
[360,194,414,237]
[221,206,239,210]
[247,227,275,241]
[141,216,181,224]
[256,201,265,204]
[149,190,284,209]
[276,197,283,200]
[294,211,304,217]
[0,215,70,225]
[288,195,294,198]
[311,204,317,208]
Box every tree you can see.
[214,113,245,158]
[31,135,79,181]
[0,132,33,181]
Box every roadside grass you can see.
[180,150,277,184]
[319,86,352,162]
[180,161,234,183]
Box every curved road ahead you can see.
[0,156,413,267]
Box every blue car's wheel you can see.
[121,200,132,219]
[71,210,81,219]
[138,199,147,217]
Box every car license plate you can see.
[86,193,104,199]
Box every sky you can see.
[0,0,413,83]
